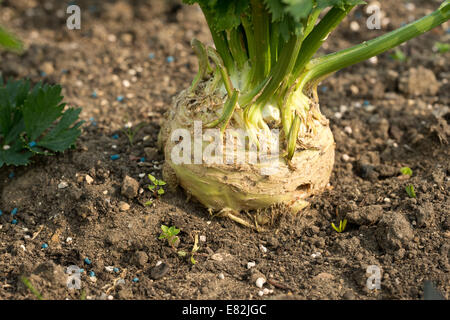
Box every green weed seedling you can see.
[121,119,145,146]
[0,24,22,52]
[148,174,166,196]
[331,219,347,233]
[159,225,180,248]
[389,48,407,62]
[20,276,43,300]
[177,234,200,265]
[400,167,413,176]
[406,184,417,198]
[435,42,450,54]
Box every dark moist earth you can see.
[0,0,449,300]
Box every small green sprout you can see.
[331,219,347,233]
[190,234,200,265]
[434,42,450,54]
[405,184,417,198]
[148,174,166,196]
[177,234,200,264]
[389,48,407,62]
[159,225,180,248]
[20,276,43,300]
[400,167,413,176]
[144,200,153,206]
[121,119,145,146]
[0,25,22,52]
[177,234,200,265]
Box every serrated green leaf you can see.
[22,84,65,141]
[282,0,313,22]
[37,108,83,152]
[0,80,82,168]
[0,141,32,167]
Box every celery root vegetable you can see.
[158,0,450,225]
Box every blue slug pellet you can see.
[110,154,120,161]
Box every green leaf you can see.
[157,188,165,195]
[22,84,65,141]
[161,225,169,234]
[0,26,22,52]
[389,48,407,62]
[405,185,416,198]
[435,42,450,54]
[156,179,167,186]
[331,222,339,232]
[0,142,32,167]
[282,0,314,22]
[148,174,156,183]
[317,0,366,10]
[170,226,180,236]
[342,219,347,231]
[37,108,83,152]
[400,167,413,176]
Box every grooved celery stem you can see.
[207,47,234,96]
[202,8,235,75]
[254,35,304,106]
[287,6,355,89]
[270,22,280,67]
[205,89,239,130]
[303,2,450,85]
[227,27,248,71]
[287,114,300,160]
[189,39,210,93]
[250,0,271,85]
[241,15,257,92]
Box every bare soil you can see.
[0,0,449,300]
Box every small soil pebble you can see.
[121,175,139,199]
[119,201,130,211]
[150,262,169,280]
